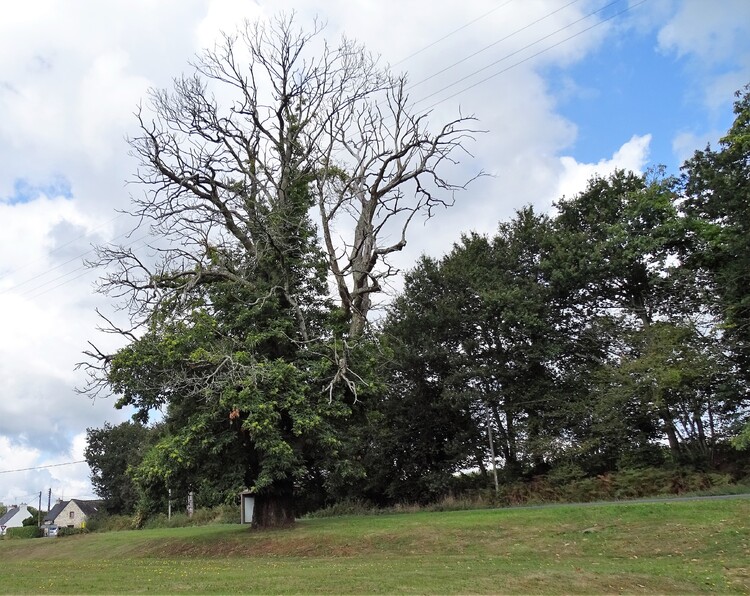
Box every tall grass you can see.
[309,466,748,518]
[86,503,240,533]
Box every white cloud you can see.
[657,0,750,63]
[672,130,720,164]
[657,0,750,111]
[196,0,265,48]
[78,51,152,167]
[554,134,652,202]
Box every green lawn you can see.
[1,499,748,594]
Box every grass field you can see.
[1,498,748,594]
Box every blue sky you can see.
[6,177,73,205]
[0,0,748,506]
[549,11,739,172]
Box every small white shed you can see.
[239,491,255,525]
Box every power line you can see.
[0,212,124,286]
[0,5,519,294]
[390,0,516,68]
[412,0,630,110]
[419,0,647,114]
[4,232,151,300]
[0,460,87,475]
[0,251,93,296]
[0,228,147,299]
[0,1,644,302]
[407,0,584,90]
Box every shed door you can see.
[243,496,255,524]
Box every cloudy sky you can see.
[1,0,748,508]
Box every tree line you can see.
[81,16,750,527]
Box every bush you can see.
[21,515,38,527]
[141,504,241,529]
[82,513,132,533]
[85,505,241,533]
[57,527,88,537]
[306,499,378,519]
[5,526,42,539]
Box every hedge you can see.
[5,526,42,539]
[57,527,88,537]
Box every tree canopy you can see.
[82,32,750,519]
[80,15,478,527]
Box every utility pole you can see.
[168,488,172,520]
[47,488,51,512]
[37,491,42,527]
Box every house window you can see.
[69,511,75,519]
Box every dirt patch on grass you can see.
[144,525,456,559]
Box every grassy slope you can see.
[1,499,749,594]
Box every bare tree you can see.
[79,14,479,526]
[97,15,476,329]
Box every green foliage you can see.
[84,421,158,515]
[83,505,240,533]
[5,526,42,539]
[102,165,377,525]
[378,150,747,494]
[485,467,735,506]
[86,76,750,517]
[81,513,133,533]
[364,207,572,504]
[683,85,750,379]
[21,514,38,527]
[141,505,240,529]
[732,426,750,450]
[56,527,88,537]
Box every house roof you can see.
[43,501,67,524]
[70,499,101,517]
[0,507,20,526]
[43,499,102,524]
[0,505,31,526]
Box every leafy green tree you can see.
[549,170,700,456]
[550,169,686,326]
[682,85,750,380]
[589,322,734,466]
[84,421,160,514]
[21,509,39,527]
[377,208,580,491]
[79,15,476,527]
[442,210,569,477]
[358,256,481,504]
[103,172,351,524]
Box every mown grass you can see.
[1,498,748,594]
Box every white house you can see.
[0,503,33,536]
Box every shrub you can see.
[305,499,378,519]
[6,526,42,539]
[57,527,88,537]
[85,505,242,532]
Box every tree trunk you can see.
[252,482,295,529]
[484,404,499,494]
[659,406,681,453]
